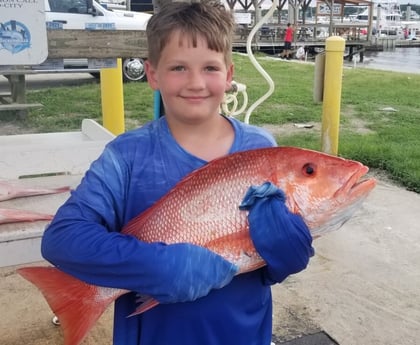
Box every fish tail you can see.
[17,266,116,345]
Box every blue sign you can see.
[0,20,31,54]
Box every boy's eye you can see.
[205,66,219,72]
[171,65,185,71]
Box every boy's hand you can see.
[240,182,314,283]
[150,243,238,304]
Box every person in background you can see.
[279,23,294,60]
[403,26,409,39]
[41,2,314,345]
[296,45,306,60]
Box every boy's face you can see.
[146,30,233,124]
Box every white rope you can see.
[221,0,278,122]
[221,81,248,117]
[243,0,278,124]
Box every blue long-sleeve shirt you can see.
[42,115,279,345]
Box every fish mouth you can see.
[312,165,376,238]
[336,165,377,198]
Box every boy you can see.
[280,23,294,59]
[41,2,313,345]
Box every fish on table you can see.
[18,146,376,345]
[0,181,71,202]
[0,208,53,224]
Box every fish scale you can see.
[17,146,376,345]
[123,149,272,247]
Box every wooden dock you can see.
[233,27,420,62]
[233,37,369,61]
[233,20,420,60]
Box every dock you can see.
[233,23,420,61]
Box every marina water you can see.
[347,46,420,74]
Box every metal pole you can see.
[321,36,345,155]
[100,59,125,135]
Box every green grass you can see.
[5,52,420,192]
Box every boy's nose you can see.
[187,70,205,89]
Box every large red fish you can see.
[18,147,376,345]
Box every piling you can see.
[321,36,345,155]
[100,59,125,135]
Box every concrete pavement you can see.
[271,179,420,345]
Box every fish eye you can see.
[302,163,316,176]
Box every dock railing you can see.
[235,22,372,43]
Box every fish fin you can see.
[17,266,116,345]
[237,261,266,274]
[129,297,160,317]
[205,231,266,272]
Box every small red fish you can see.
[18,146,376,345]
[0,208,54,224]
[0,181,71,202]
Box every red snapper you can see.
[18,146,376,345]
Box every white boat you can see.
[350,0,420,38]
[349,1,404,37]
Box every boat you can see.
[349,1,419,39]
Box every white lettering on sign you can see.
[85,23,116,30]
[46,21,63,30]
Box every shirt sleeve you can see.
[41,145,170,292]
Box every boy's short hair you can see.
[146,1,235,66]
